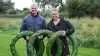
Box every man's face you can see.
[30,5,38,16]
[52,11,59,20]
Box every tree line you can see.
[0,0,100,18]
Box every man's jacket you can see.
[20,15,46,32]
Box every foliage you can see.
[39,9,51,17]
[21,8,29,16]
[66,0,100,18]
[0,0,14,13]
[71,18,100,48]
[0,17,100,56]
[6,9,17,14]
[1,17,100,49]
[35,0,63,8]
[39,0,100,18]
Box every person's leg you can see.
[61,36,70,56]
[51,41,57,56]
[62,46,69,56]
[34,39,39,54]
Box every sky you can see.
[11,0,35,10]
[11,0,66,10]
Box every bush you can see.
[66,0,100,18]
[72,18,100,48]
[6,9,17,14]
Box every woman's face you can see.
[51,11,60,20]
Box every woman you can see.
[47,8,75,56]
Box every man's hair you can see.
[29,4,38,11]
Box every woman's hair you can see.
[52,8,59,13]
[52,8,64,19]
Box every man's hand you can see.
[26,36,30,42]
[57,31,66,36]
[67,55,70,56]
[23,36,29,42]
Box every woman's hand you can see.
[57,31,66,36]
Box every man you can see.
[47,8,75,56]
[20,4,46,39]
[20,4,46,56]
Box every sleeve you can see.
[40,16,46,29]
[46,22,51,30]
[65,20,75,36]
[20,17,28,40]
[20,18,27,32]
[42,19,46,29]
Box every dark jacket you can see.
[47,18,75,36]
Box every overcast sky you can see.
[11,0,35,10]
[11,0,66,10]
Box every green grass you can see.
[78,48,100,56]
[0,17,100,56]
[0,31,100,56]
[0,17,21,29]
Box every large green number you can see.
[10,30,78,56]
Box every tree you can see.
[40,0,63,8]
[66,0,100,18]
[0,0,14,14]
[34,0,63,8]
[35,0,64,17]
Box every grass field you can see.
[0,30,100,56]
[0,17,100,56]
